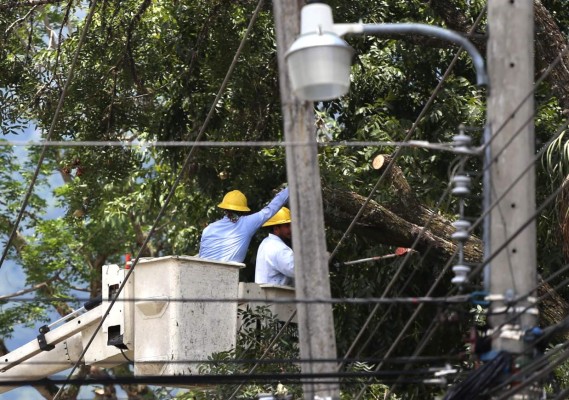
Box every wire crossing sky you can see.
[2,0,569,399]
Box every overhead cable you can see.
[0,370,438,388]
[0,355,462,368]
[338,159,463,371]
[327,4,488,262]
[4,294,472,305]
[0,0,97,272]
[479,43,569,155]
[52,0,266,398]
[0,139,465,152]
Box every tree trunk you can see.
[430,0,569,110]
[323,156,483,266]
[322,155,568,334]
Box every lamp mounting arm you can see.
[332,23,363,38]
[286,3,488,101]
[359,23,488,87]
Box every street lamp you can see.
[285,3,488,101]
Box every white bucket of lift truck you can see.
[132,255,244,376]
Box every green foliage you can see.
[175,306,300,400]
[340,362,400,400]
[0,0,568,398]
[544,345,569,397]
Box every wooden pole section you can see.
[272,1,340,398]
[487,0,539,397]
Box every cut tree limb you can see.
[325,154,483,264]
[323,154,567,334]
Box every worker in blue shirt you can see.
[199,187,289,263]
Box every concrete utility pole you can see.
[487,0,539,397]
[272,1,340,399]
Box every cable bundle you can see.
[443,352,511,400]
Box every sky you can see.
[0,126,160,399]
[2,5,136,398]
[0,126,95,400]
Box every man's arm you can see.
[250,187,289,227]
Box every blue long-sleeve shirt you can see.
[199,188,289,263]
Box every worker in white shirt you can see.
[255,207,294,287]
[199,187,289,263]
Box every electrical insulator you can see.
[452,175,471,197]
[451,264,470,285]
[453,132,472,147]
[452,131,473,154]
[449,125,477,288]
[451,219,471,242]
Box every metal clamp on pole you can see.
[487,293,539,316]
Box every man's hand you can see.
[272,182,288,195]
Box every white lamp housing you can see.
[285,3,488,102]
[285,3,355,101]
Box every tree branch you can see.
[322,185,482,264]
[430,0,569,110]
[324,158,568,337]
[0,280,50,301]
[0,214,28,254]
[0,0,62,10]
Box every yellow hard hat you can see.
[218,190,250,212]
[263,207,291,227]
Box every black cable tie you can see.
[37,325,55,351]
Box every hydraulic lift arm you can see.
[0,305,103,394]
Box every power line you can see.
[0,0,97,272]
[0,370,442,388]
[338,158,464,371]
[52,0,266,398]
[354,255,456,400]
[327,4,488,263]
[0,355,461,367]
[0,138,464,152]
[3,295,471,305]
